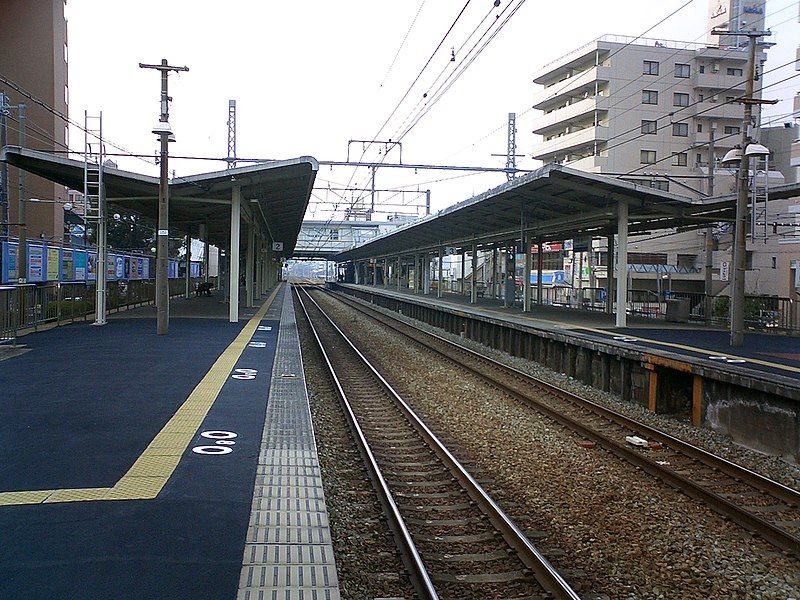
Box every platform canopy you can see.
[1,146,318,256]
[335,164,734,261]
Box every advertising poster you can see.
[74,250,87,280]
[168,260,178,279]
[2,241,18,283]
[46,247,60,281]
[106,255,116,280]
[61,249,75,281]
[190,262,200,278]
[28,245,44,282]
[124,256,131,279]
[87,252,97,281]
[115,255,125,279]
[141,258,148,279]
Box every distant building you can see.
[0,0,69,242]
[528,26,800,298]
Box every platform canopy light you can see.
[720,143,771,166]
[151,121,176,142]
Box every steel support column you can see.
[438,247,444,298]
[523,235,531,312]
[246,221,255,307]
[229,185,241,323]
[536,239,543,306]
[615,202,628,328]
[470,245,477,304]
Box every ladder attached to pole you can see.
[84,111,107,325]
[750,155,770,241]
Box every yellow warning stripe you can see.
[0,284,282,507]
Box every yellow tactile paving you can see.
[0,490,54,506]
[0,284,283,507]
[44,487,114,503]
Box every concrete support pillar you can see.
[492,247,498,299]
[523,235,531,312]
[254,236,262,298]
[470,245,477,304]
[384,258,388,289]
[229,186,241,323]
[606,234,615,315]
[246,222,255,308]
[199,224,209,283]
[536,239,543,305]
[184,232,191,299]
[438,247,444,298]
[615,201,628,328]
[460,249,466,296]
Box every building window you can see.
[772,256,777,269]
[641,120,657,134]
[641,150,657,164]
[649,180,669,191]
[724,125,741,135]
[726,96,736,103]
[697,153,703,164]
[642,90,658,104]
[643,60,659,75]
[672,122,688,136]
[330,229,339,240]
[727,67,743,76]
[672,152,688,166]
[699,65,705,73]
[697,123,703,133]
[698,94,704,102]
[675,63,690,78]
[673,92,690,107]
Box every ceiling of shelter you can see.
[336,164,736,261]
[0,146,317,255]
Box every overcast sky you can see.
[64,0,799,221]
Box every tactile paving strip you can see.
[238,288,340,600]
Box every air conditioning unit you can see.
[712,94,719,102]
[712,63,720,72]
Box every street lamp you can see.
[720,142,771,345]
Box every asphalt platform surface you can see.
[0,297,280,598]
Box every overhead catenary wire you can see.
[378,0,429,89]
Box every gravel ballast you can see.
[312,290,800,600]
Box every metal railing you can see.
[0,279,201,344]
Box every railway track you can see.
[319,286,800,559]
[294,285,580,600]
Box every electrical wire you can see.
[379,0,429,89]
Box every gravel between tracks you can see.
[355,294,800,491]
[315,290,800,600]
[296,296,416,600]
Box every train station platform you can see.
[0,282,339,599]
[339,283,800,382]
[335,282,800,460]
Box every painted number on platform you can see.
[248,341,267,348]
[257,326,272,331]
[232,368,258,380]
[192,430,238,455]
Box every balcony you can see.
[532,65,611,110]
[692,100,743,120]
[531,95,609,135]
[532,126,609,160]
[693,72,746,91]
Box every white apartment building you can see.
[528,30,800,298]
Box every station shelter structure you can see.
[334,164,737,328]
[1,146,317,325]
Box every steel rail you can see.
[326,288,800,558]
[293,286,438,600]
[298,285,581,600]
